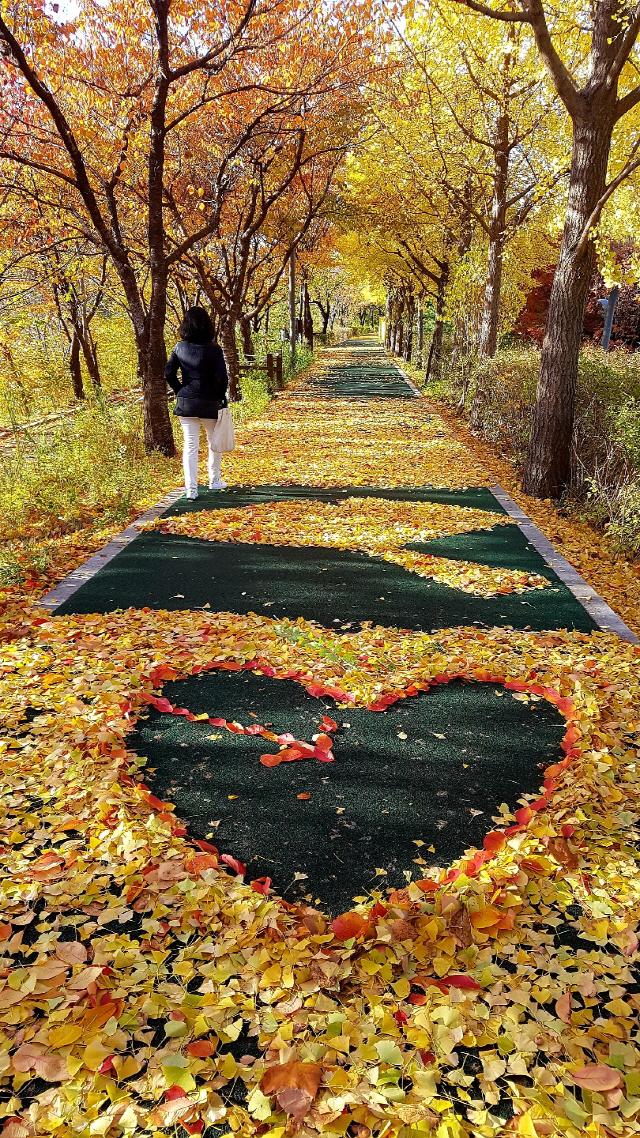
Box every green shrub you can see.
[436,343,640,555]
[606,483,640,554]
[0,399,173,543]
[614,397,640,467]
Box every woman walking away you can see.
[165,306,230,499]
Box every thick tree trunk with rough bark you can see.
[239,316,255,362]
[220,317,239,401]
[523,112,615,497]
[142,26,175,458]
[145,298,175,456]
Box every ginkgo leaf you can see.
[555,992,572,1023]
[332,911,367,939]
[48,1025,84,1049]
[220,854,246,876]
[186,1041,217,1058]
[66,966,104,989]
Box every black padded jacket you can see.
[164,340,229,418]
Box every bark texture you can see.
[523,113,615,497]
[478,110,509,360]
[220,317,239,401]
[239,316,255,362]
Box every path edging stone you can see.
[489,485,638,642]
[390,353,639,644]
[39,488,185,612]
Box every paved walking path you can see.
[9,338,640,1137]
[43,337,634,913]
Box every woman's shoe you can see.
[208,478,228,490]
[186,490,199,500]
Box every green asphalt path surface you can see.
[59,339,594,912]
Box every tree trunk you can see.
[144,301,175,456]
[478,228,506,360]
[289,252,297,369]
[303,282,314,349]
[143,32,175,457]
[522,113,615,498]
[70,332,84,399]
[479,107,509,360]
[417,300,424,368]
[427,266,449,382]
[404,298,414,362]
[385,294,393,350]
[239,315,255,362]
[429,319,442,380]
[79,334,102,390]
[220,316,239,401]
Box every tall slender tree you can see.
[445,0,640,496]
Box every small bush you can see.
[436,344,640,556]
[0,399,173,544]
[606,483,640,554]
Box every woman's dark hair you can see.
[179,306,214,344]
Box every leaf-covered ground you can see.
[1,339,640,1138]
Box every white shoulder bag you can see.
[211,405,235,452]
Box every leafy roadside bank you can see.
[395,353,640,639]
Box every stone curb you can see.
[489,485,638,642]
[39,488,185,612]
[390,354,638,643]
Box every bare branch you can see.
[610,4,640,84]
[447,0,530,22]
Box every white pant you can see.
[179,416,222,493]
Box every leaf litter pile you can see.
[147,498,549,598]
[2,341,640,1138]
[1,599,640,1138]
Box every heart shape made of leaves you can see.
[133,664,569,913]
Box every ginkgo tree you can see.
[341,8,567,393]
[367,7,564,363]
[180,114,362,395]
[409,4,564,361]
[442,0,640,497]
[345,96,478,378]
